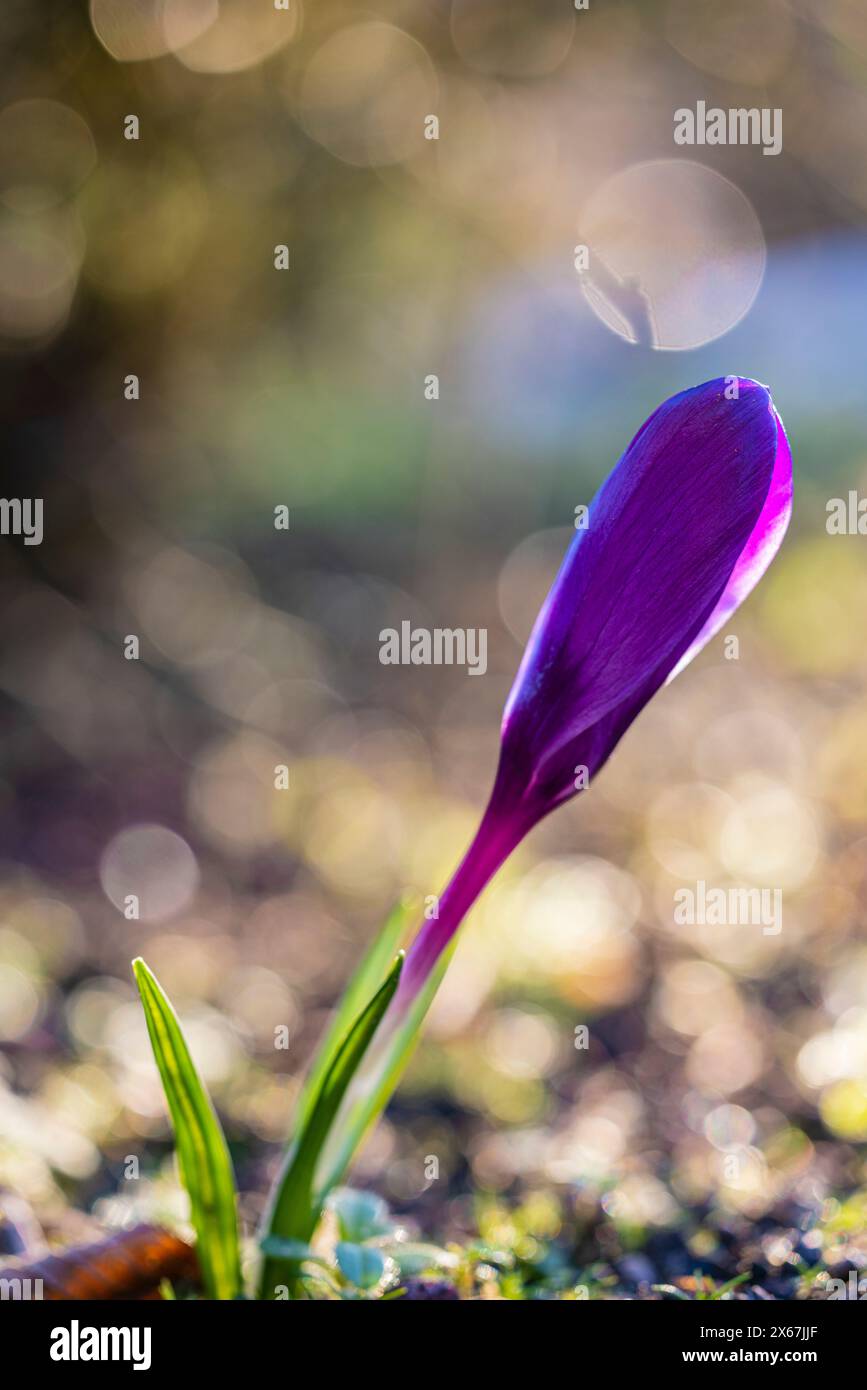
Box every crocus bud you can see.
[397,377,792,1005]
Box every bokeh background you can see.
[2,0,867,1275]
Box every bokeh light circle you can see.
[498,527,572,646]
[100,824,200,922]
[168,0,300,74]
[0,100,97,213]
[90,0,217,62]
[299,22,438,168]
[578,160,766,350]
[0,215,84,342]
[665,0,794,85]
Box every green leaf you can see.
[313,940,455,1197]
[326,1187,394,1244]
[293,897,414,1134]
[707,1272,751,1300]
[132,957,242,1301]
[335,1242,386,1290]
[259,1236,312,1261]
[258,951,403,1299]
[259,1236,328,1267]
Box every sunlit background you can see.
[1,0,867,1275]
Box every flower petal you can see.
[667,399,792,682]
[500,377,788,812]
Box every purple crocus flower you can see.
[395,377,792,1007]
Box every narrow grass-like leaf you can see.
[314,941,455,1196]
[258,952,402,1299]
[292,896,414,1134]
[706,1272,751,1300]
[133,957,242,1301]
